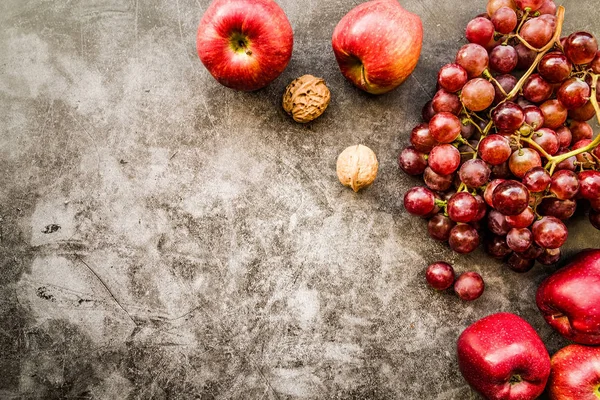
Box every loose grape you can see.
[454,271,485,300]
[426,261,456,290]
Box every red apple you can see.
[331,0,423,94]
[548,344,600,400]
[196,0,293,91]
[457,312,551,400]
[536,249,600,345]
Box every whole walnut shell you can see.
[282,75,331,123]
[336,145,379,192]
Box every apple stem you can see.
[509,374,523,385]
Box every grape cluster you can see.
[400,0,600,273]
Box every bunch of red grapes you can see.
[400,0,600,273]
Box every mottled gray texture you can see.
[1,0,599,399]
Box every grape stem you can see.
[518,136,553,160]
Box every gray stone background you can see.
[1,0,599,398]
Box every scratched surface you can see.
[1,0,599,399]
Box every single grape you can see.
[426,262,456,290]
[493,74,518,104]
[537,248,561,265]
[590,210,600,230]
[509,148,542,178]
[461,78,495,111]
[555,126,573,148]
[578,170,600,200]
[569,101,596,122]
[479,134,512,165]
[523,106,545,130]
[487,209,512,235]
[410,124,436,153]
[522,74,553,104]
[490,45,518,74]
[456,44,489,78]
[506,207,535,229]
[515,0,544,11]
[491,161,512,179]
[492,101,525,132]
[492,6,517,34]
[557,78,591,110]
[429,112,462,144]
[459,159,491,188]
[540,99,568,129]
[516,43,537,70]
[538,51,572,83]
[404,187,436,217]
[507,228,533,253]
[449,224,480,254]
[438,63,468,93]
[538,0,556,15]
[424,167,454,191]
[487,0,516,16]
[522,166,551,192]
[531,127,559,156]
[492,180,530,216]
[507,253,535,273]
[448,192,480,223]
[428,144,461,176]
[532,216,568,249]
[564,32,599,65]
[466,17,495,47]
[398,147,428,175]
[485,235,513,259]
[433,89,462,115]
[454,272,485,301]
[569,120,594,142]
[422,100,436,122]
[520,15,555,49]
[550,170,580,200]
[484,179,506,207]
[538,198,577,220]
[428,214,456,241]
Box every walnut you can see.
[336,145,379,192]
[282,75,331,123]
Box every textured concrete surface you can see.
[1,0,599,398]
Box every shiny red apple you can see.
[536,249,600,345]
[457,312,551,400]
[196,0,293,91]
[548,344,600,400]
[331,0,423,94]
